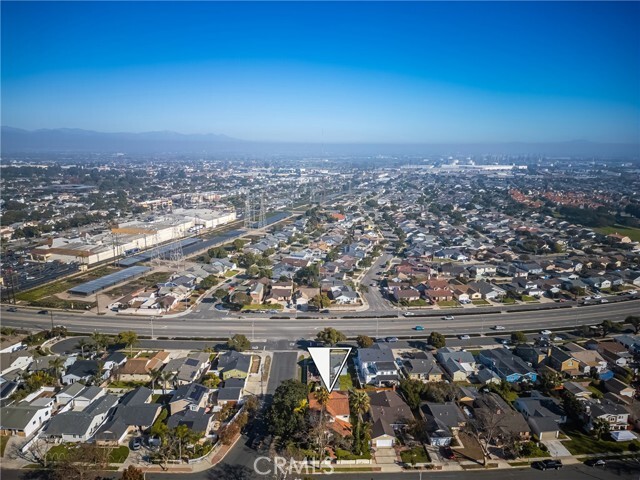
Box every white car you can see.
[540,329,552,336]
[403,312,416,317]
[492,325,506,330]
[600,299,609,304]
[593,294,602,299]
[458,334,471,340]
[442,315,455,321]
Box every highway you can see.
[2,298,638,341]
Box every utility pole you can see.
[252,320,255,342]
[150,317,155,340]
[50,310,54,332]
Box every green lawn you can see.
[471,299,491,306]
[241,303,283,310]
[225,270,240,278]
[0,435,9,457]
[563,426,638,455]
[595,226,640,242]
[47,444,129,464]
[108,380,148,389]
[400,446,430,464]
[339,374,353,391]
[502,297,517,304]
[437,300,460,308]
[521,295,539,303]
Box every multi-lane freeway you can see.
[2,298,638,341]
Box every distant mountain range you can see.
[1,126,638,158]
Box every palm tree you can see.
[160,371,174,395]
[49,357,65,386]
[150,369,162,392]
[117,331,139,357]
[91,332,110,355]
[313,387,331,457]
[77,338,89,357]
[348,389,370,418]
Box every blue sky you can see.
[2,1,639,143]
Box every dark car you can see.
[37,310,49,315]
[131,437,142,450]
[7,307,17,312]
[585,459,606,467]
[533,459,563,470]
[320,309,330,313]
[440,446,455,460]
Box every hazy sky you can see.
[2,1,639,143]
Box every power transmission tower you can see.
[244,190,253,229]
[259,193,266,229]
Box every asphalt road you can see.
[360,253,394,312]
[4,299,639,340]
[266,351,299,394]
[1,462,638,480]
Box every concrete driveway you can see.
[543,440,572,457]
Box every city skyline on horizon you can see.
[2,1,639,145]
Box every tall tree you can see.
[117,331,139,356]
[227,334,251,352]
[316,327,346,346]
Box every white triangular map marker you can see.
[308,347,352,392]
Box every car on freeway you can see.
[442,315,455,321]
[251,345,260,350]
[540,329,552,336]
[320,309,330,313]
[37,310,49,315]
[458,334,471,340]
[386,337,399,342]
[492,325,505,330]
[7,307,17,312]
[414,325,425,331]
[403,312,416,317]
[583,296,592,301]
[532,459,563,470]
[600,298,609,303]
[553,336,563,342]
[585,459,606,467]
[499,339,510,345]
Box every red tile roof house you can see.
[392,288,421,302]
[308,391,351,437]
[425,288,453,303]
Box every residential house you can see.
[0,351,33,376]
[547,346,580,376]
[95,387,161,445]
[73,386,106,409]
[604,378,634,398]
[103,352,128,371]
[62,360,105,385]
[562,381,592,399]
[585,398,630,432]
[513,344,549,368]
[308,390,351,437]
[55,382,86,406]
[436,348,477,382]
[478,348,538,383]
[0,397,54,437]
[514,392,566,440]
[613,335,640,355]
[167,408,214,435]
[168,353,211,385]
[168,383,209,415]
[472,392,530,441]
[368,390,413,448]
[217,350,251,380]
[597,342,631,367]
[402,353,443,382]
[355,344,399,386]
[0,334,26,354]
[565,344,608,375]
[421,402,466,446]
[44,394,119,443]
